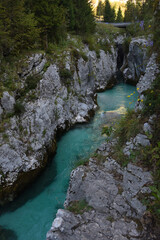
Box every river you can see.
[0,83,138,240]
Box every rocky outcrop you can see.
[0,43,117,204]
[46,142,153,240]
[46,41,160,240]
[1,91,15,113]
[123,37,149,84]
[135,53,159,111]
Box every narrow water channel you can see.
[0,83,138,240]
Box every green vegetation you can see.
[67,200,93,214]
[102,125,113,137]
[74,158,89,168]
[59,68,73,85]
[14,102,25,116]
[96,0,105,18]
[143,76,160,116]
[153,0,160,62]
[124,0,153,22]
[116,6,123,23]
[104,0,116,23]
[114,109,143,147]
[109,73,160,220]
[0,0,95,58]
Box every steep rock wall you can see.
[0,45,117,204]
[123,37,149,84]
[46,41,160,240]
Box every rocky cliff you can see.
[0,37,120,204]
[123,37,149,84]
[46,39,160,240]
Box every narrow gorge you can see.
[0,22,159,240]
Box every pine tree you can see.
[25,0,67,48]
[153,0,160,52]
[73,0,95,34]
[60,0,75,31]
[124,0,136,22]
[116,6,123,22]
[0,0,39,55]
[97,0,104,17]
[110,6,116,22]
[104,0,112,22]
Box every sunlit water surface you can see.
[0,83,138,240]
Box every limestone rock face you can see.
[46,42,159,240]
[46,144,153,240]
[0,45,117,203]
[123,38,149,84]
[1,91,15,113]
[0,106,3,120]
[135,53,159,111]
[123,133,150,156]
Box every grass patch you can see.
[67,200,93,215]
[25,75,41,91]
[91,152,107,165]
[143,75,160,117]
[114,109,143,147]
[74,158,89,168]
[96,23,125,38]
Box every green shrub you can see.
[102,126,113,137]
[143,74,160,116]
[71,49,81,60]
[123,36,132,54]
[14,102,25,116]
[59,68,73,85]
[43,62,50,72]
[81,52,88,62]
[67,200,93,214]
[114,109,142,146]
[26,75,41,91]
[82,35,95,51]
[149,186,160,220]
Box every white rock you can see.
[51,217,63,230]
[1,91,15,113]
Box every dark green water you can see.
[0,83,137,240]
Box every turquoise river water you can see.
[0,83,138,240]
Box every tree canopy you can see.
[0,0,95,57]
[116,6,123,23]
[96,0,105,17]
[104,0,116,22]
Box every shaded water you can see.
[0,83,138,240]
